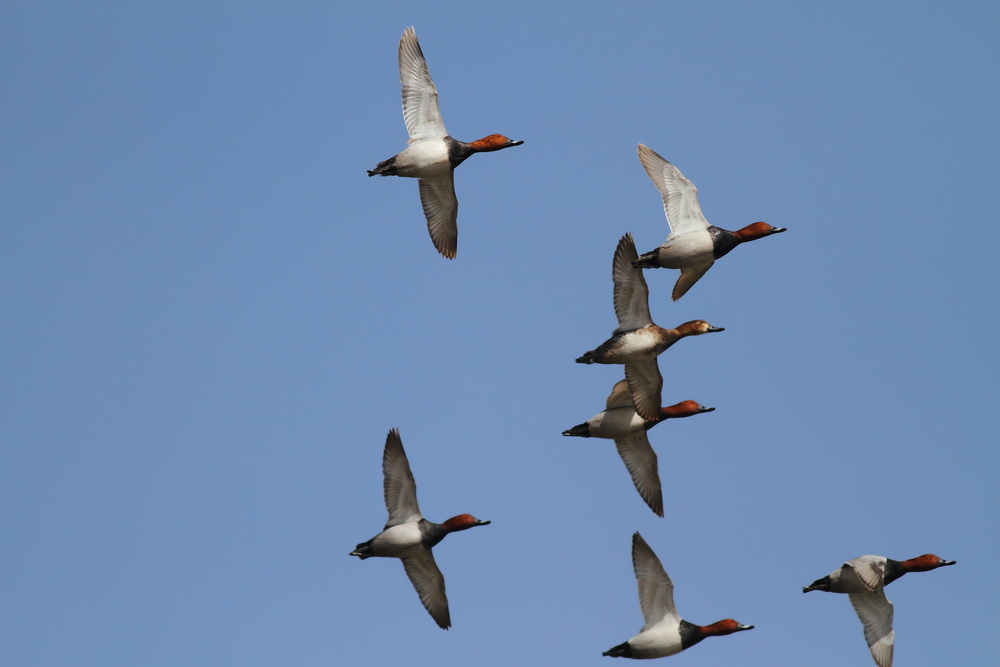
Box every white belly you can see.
[369,523,423,557]
[395,141,451,178]
[657,232,714,268]
[589,407,647,438]
[614,329,664,358]
[626,624,684,659]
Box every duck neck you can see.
[656,326,682,346]
[445,136,476,166]
[679,620,730,649]
[679,620,709,649]
[668,322,702,341]
[880,558,909,585]
[708,226,742,259]
[415,519,448,549]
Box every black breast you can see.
[445,136,475,168]
[708,226,741,259]
[679,620,706,649]
[418,519,448,549]
[883,559,907,586]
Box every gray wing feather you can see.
[383,428,422,527]
[399,27,448,141]
[615,435,664,517]
[849,589,894,667]
[401,550,451,629]
[624,360,663,423]
[632,532,679,631]
[418,176,459,259]
[612,234,653,332]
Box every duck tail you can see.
[367,155,397,177]
[562,423,590,437]
[631,250,661,269]
[602,641,630,658]
[802,575,830,593]
[349,542,372,560]
[576,350,597,364]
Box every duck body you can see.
[605,619,730,659]
[369,139,451,179]
[635,224,747,269]
[604,623,684,659]
[370,135,509,178]
[576,316,722,424]
[803,555,900,594]
[563,391,713,440]
[563,402,653,439]
[803,553,955,595]
[351,518,452,559]
[634,228,714,270]
[576,326,674,365]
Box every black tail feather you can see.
[367,155,398,177]
[350,541,372,559]
[602,641,630,657]
[631,250,661,269]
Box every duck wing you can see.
[615,434,664,517]
[418,174,459,259]
[605,379,634,410]
[624,359,662,423]
[846,556,888,592]
[382,428,423,527]
[399,27,448,142]
[612,233,653,332]
[401,550,451,629]
[671,262,714,301]
[637,144,709,238]
[631,532,679,631]
[849,589,894,667]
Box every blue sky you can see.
[2,2,997,665]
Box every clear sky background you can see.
[3,2,997,665]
